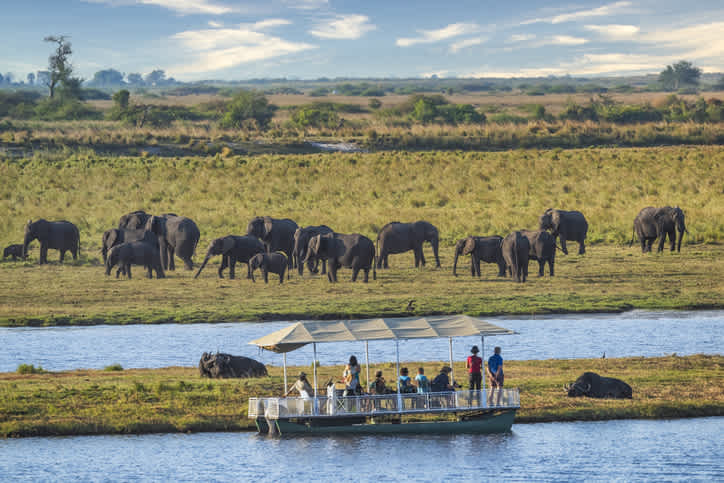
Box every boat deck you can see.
[249,388,519,420]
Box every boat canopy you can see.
[249,315,515,353]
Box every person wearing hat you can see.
[431,365,454,392]
[285,372,313,399]
[466,345,483,393]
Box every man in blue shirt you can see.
[487,346,504,406]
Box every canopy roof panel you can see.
[250,315,515,353]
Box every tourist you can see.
[467,345,483,404]
[369,370,390,395]
[343,355,361,396]
[487,346,504,406]
[415,367,430,393]
[431,366,454,392]
[399,367,415,393]
[285,372,313,399]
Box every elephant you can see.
[293,225,333,276]
[631,206,687,253]
[306,232,376,283]
[101,228,158,263]
[199,352,268,379]
[248,252,288,284]
[23,219,80,264]
[565,372,632,399]
[194,235,265,279]
[118,210,152,230]
[501,231,530,283]
[519,229,556,277]
[246,216,299,271]
[105,241,165,279]
[376,221,440,269]
[452,236,506,278]
[145,214,200,270]
[539,208,588,255]
[3,244,26,261]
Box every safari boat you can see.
[247,315,519,435]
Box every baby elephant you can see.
[249,252,288,284]
[3,244,26,261]
[105,241,165,279]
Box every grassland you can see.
[1,355,721,437]
[1,146,723,326]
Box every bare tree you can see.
[43,35,73,98]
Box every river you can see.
[1,310,721,372]
[1,417,721,482]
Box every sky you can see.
[2,0,724,81]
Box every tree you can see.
[27,73,35,85]
[43,35,74,98]
[89,69,124,87]
[220,90,275,129]
[113,89,130,109]
[659,61,702,91]
[144,69,166,86]
[126,73,144,86]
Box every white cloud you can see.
[522,1,632,25]
[548,35,588,46]
[170,22,316,74]
[450,37,486,53]
[253,19,292,30]
[208,20,222,28]
[510,34,535,42]
[85,0,235,15]
[309,14,376,39]
[397,22,480,47]
[584,24,640,40]
[641,21,724,60]
[283,0,328,10]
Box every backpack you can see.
[431,374,447,392]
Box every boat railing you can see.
[249,388,519,419]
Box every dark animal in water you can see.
[565,372,632,399]
[198,352,268,379]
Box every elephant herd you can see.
[6,206,688,285]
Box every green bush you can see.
[220,90,275,129]
[104,363,124,371]
[17,364,46,374]
[291,103,340,128]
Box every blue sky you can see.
[2,0,724,81]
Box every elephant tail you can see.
[628,223,636,247]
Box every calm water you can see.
[1,417,721,482]
[0,310,721,372]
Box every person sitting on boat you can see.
[399,367,416,393]
[487,346,504,406]
[286,372,313,399]
[431,366,455,392]
[415,367,430,393]
[369,370,392,395]
[343,355,362,396]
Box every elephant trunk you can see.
[194,253,212,279]
[677,220,686,252]
[23,232,33,259]
[452,249,460,276]
[431,236,440,267]
[105,252,113,276]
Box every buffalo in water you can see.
[565,372,632,399]
[199,352,268,379]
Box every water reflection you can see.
[0,418,721,482]
[0,310,722,371]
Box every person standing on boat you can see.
[487,346,504,406]
[467,345,483,404]
[343,355,361,396]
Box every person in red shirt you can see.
[466,345,483,393]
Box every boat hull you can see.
[265,410,516,435]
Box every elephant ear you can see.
[263,218,273,238]
[463,237,476,255]
[221,236,236,254]
[332,238,347,258]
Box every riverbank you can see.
[1,355,721,438]
[1,244,723,327]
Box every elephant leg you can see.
[321,259,326,274]
[470,259,476,277]
[538,260,545,276]
[116,266,121,278]
[363,268,369,283]
[229,259,237,280]
[279,269,285,284]
[72,246,78,260]
[40,244,48,265]
[127,264,132,279]
[183,256,193,271]
[559,237,568,255]
[578,240,585,255]
[59,249,65,263]
[549,259,554,277]
[497,260,506,277]
[352,267,360,282]
[263,269,268,284]
[670,231,676,252]
[168,247,176,271]
[420,247,426,267]
[147,266,153,278]
[249,269,255,283]
[218,255,228,278]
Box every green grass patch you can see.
[1,355,721,437]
